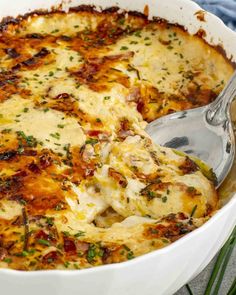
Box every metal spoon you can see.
[145,71,236,187]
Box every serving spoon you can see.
[145,71,236,188]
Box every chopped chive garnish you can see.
[85,138,98,145]
[227,277,236,295]
[190,205,197,217]
[3,258,12,263]
[186,284,194,295]
[50,132,60,140]
[162,196,168,203]
[204,226,236,295]
[212,237,235,294]
[57,124,64,129]
[74,231,85,238]
[37,239,50,246]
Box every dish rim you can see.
[0,0,235,275]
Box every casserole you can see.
[0,0,235,294]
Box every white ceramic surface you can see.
[0,1,235,295]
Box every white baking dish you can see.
[0,1,235,294]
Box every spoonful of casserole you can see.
[146,71,236,187]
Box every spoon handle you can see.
[207,71,236,125]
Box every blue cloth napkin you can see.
[194,0,236,30]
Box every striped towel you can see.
[194,0,236,30]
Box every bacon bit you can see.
[81,144,95,163]
[4,241,15,251]
[127,87,141,102]
[75,62,99,82]
[120,119,130,132]
[95,21,127,42]
[102,247,111,264]
[28,215,45,222]
[39,153,53,169]
[86,130,104,137]
[77,241,89,252]
[35,230,50,241]
[137,85,163,122]
[85,168,95,177]
[137,99,144,113]
[0,247,8,261]
[42,251,59,264]
[118,119,134,139]
[63,237,77,253]
[70,146,97,181]
[28,162,41,174]
[179,157,198,174]
[118,129,133,139]
[23,150,37,156]
[172,212,188,221]
[14,170,28,178]
[96,19,115,36]
[101,245,123,264]
[108,168,128,188]
[86,130,110,141]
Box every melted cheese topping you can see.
[0,6,233,271]
[0,96,85,154]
